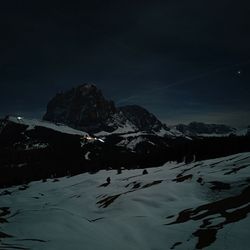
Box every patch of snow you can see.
[94,113,137,136]
[235,128,249,136]
[24,143,49,150]
[1,152,250,250]
[8,116,89,136]
[120,131,150,138]
[197,133,233,137]
[168,127,185,137]
[94,123,136,136]
[126,137,146,150]
[155,128,173,137]
[116,138,129,147]
[84,151,91,160]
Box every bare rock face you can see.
[43,84,166,134]
[43,84,117,133]
[118,105,163,132]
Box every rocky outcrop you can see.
[43,84,166,134]
[43,84,117,133]
[118,105,164,132]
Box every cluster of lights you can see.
[15,116,105,143]
[81,135,104,143]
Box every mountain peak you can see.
[77,83,98,94]
[43,84,167,135]
[43,84,116,132]
[119,105,163,132]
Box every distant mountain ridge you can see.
[172,122,250,137]
[174,122,236,137]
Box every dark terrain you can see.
[1,84,250,187]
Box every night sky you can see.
[1,0,250,127]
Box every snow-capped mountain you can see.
[42,84,250,139]
[43,84,171,136]
[173,121,250,137]
[0,152,249,250]
[0,115,173,187]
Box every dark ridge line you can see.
[170,241,182,249]
[121,173,144,181]
[182,163,203,174]
[210,160,226,167]
[16,238,47,243]
[0,243,29,250]
[89,217,105,222]
[141,180,162,188]
[224,164,249,175]
[173,174,193,183]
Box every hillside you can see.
[0,152,250,249]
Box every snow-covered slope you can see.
[1,152,250,250]
[7,116,89,136]
[94,115,137,136]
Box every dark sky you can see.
[1,0,250,127]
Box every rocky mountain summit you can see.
[118,105,165,132]
[43,84,168,135]
[43,84,117,133]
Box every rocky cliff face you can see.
[118,105,164,132]
[43,84,166,134]
[43,84,119,132]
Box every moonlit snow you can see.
[0,153,250,250]
[8,116,89,136]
